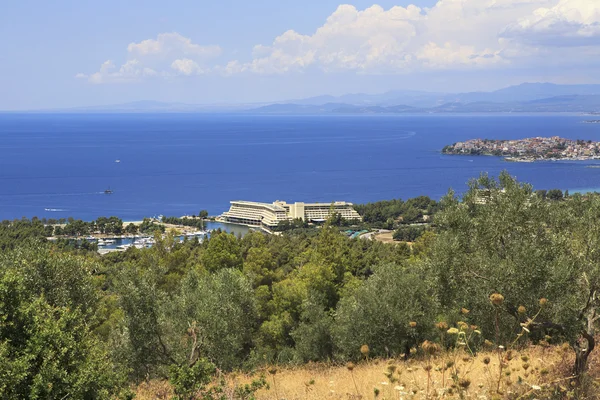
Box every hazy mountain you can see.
[246,84,600,114]
[248,94,600,114]
[39,100,266,113]
[247,103,356,114]
[279,83,600,109]
[17,82,600,114]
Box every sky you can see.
[1,0,599,110]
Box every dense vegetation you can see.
[3,173,600,398]
[353,195,439,229]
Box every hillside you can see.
[136,343,598,399]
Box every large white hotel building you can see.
[220,200,361,230]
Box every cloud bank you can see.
[77,0,600,83]
[77,33,221,83]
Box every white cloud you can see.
[77,33,220,84]
[171,58,206,75]
[128,32,222,58]
[77,1,600,82]
[224,0,600,75]
[77,60,157,84]
[501,0,600,45]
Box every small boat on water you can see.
[104,187,113,194]
[115,160,121,163]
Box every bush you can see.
[333,263,437,360]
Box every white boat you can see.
[104,239,116,244]
[186,230,208,236]
[115,160,121,163]
[117,244,133,250]
[97,240,106,246]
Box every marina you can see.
[77,230,209,253]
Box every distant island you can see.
[584,120,600,124]
[442,136,600,162]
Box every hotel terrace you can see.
[220,200,362,230]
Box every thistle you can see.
[347,362,360,397]
[421,340,440,356]
[436,321,449,331]
[360,344,370,360]
[490,293,504,306]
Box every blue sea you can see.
[0,113,599,221]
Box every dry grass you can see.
[136,343,600,399]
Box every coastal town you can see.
[442,136,600,162]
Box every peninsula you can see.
[442,136,600,162]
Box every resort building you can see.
[220,200,361,230]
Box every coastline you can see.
[443,136,600,163]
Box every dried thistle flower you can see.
[421,340,440,355]
[409,321,417,328]
[346,362,355,371]
[539,298,548,307]
[436,321,449,331]
[490,293,505,306]
[518,305,527,314]
[483,356,491,365]
[461,307,470,315]
[268,367,277,375]
[360,344,370,357]
[458,378,471,389]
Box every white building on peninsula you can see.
[220,200,361,230]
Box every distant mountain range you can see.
[24,83,600,114]
[248,83,600,114]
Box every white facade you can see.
[221,200,361,229]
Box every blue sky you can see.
[1,0,598,110]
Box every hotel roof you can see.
[230,200,286,212]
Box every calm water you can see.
[0,113,599,221]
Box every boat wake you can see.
[44,208,68,212]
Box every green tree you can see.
[547,188,564,201]
[333,263,437,360]
[201,231,243,271]
[0,245,122,398]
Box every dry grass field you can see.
[135,342,600,399]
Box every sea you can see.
[1,113,599,222]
